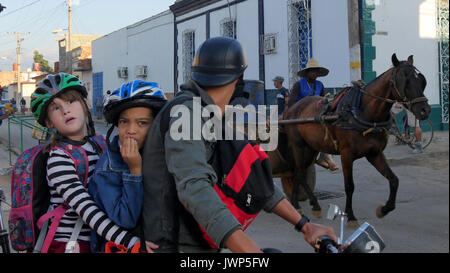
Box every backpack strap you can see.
[36,204,68,253]
[90,135,107,154]
[33,206,52,253]
[55,145,90,187]
[65,218,84,253]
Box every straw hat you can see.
[297,58,329,78]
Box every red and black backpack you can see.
[160,95,275,248]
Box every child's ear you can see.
[45,118,54,129]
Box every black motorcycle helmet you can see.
[191,36,248,87]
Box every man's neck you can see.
[306,78,316,84]
[206,84,235,115]
[205,80,237,115]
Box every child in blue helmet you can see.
[88,80,167,252]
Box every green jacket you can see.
[140,81,286,252]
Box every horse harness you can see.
[323,81,390,136]
[359,65,428,107]
[321,65,427,136]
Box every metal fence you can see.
[6,115,50,166]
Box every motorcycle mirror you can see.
[327,204,340,220]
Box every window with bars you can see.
[221,19,236,39]
[287,0,312,88]
[437,0,449,123]
[182,30,195,83]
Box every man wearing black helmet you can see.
[140,37,336,253]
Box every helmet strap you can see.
[80,99,95,137]
[230,75,247,102]
[86,110,96,136]
[106,125,120,153]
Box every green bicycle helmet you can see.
[31,73,88,127]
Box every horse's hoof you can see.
[315,160,329,169]
[347,220,360,229]
[296,208,303,214]
[376,205,385,218]
[311,209,322,219]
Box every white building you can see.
[2,69,43,107]
[170,0,355,96]
[371,0,448,130]
[93,0,355,99]
[92,0,448,130]
[7,82,38,112]
[92,10,174,100]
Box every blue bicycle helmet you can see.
[103,80,167,125]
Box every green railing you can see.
[6,115,51,166]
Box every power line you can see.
[27,3,66,38]
[3,2,65,33]
[0,0,42,18]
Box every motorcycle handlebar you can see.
[314,236,340,253]
[261,236,340,254]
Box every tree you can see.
[33,50,54,73]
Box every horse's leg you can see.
[300,167,322,218]
[286,131,304,212]
[280,175,293,201]
[290,170,303,212]
[366,152,399,218]
[340,151,358,227]
[291,145,322,217]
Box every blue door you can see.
[92,72,103,116]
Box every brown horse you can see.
[283,54,431,225]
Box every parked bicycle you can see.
[390,111,434,150]
[0,187,11,253]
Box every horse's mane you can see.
[330,69,390,98]
[364,69,391,89]
[364,61,412,89]
[335,86,352,96]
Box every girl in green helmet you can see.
[28,73,153,253]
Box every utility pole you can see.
[67,0,73,74]
[347,0,362,81]
[7,32,29,100]
[17,33,22,99]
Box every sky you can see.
[0,0,176,71]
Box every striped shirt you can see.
[46,141,138,248]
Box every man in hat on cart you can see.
[287,58,339,171]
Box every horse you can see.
[283,54,431,225]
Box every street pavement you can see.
[0,116,448,253]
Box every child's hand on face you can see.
[120,136,142,175]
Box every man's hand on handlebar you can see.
[270,199,338,250]
[301,222,338,248]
